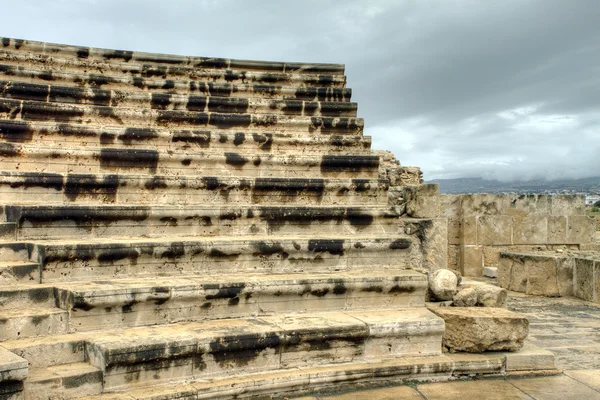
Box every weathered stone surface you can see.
[429,269,458,301]
[452,287,477,307]
[429,307,529,353]
[473,284,507,307]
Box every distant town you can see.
[427,177,600,206]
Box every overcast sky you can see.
[2,0,599,181]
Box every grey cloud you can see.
[1,0,599,181]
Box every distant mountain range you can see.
[427,177,600,194]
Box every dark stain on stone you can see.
[202,177,220,190]
[389,239,411,250]
[144,176,168,190]
[185,96,207,112]
[100,132,116,145]
[389,285,416,294]
[320,155,379,173]
[209,113,251,128]
[209,333,280,367]
[31,314,49,326]
[104,50,133,62]
[362,285,383,293]
[151,93,172,110]
[98,248,140,264]
[64,174,119,202]
[233,132,245,146]
[346,209,374,227]
[251,133,273,150]
[160,217,178,226]
[330,279,347,295]
[308,239,344,256]
[0,121,34,143]
[121,128,158,145]
[99,148,159,173]
[77,48,90,59]
[253,241,283,256]
[208,248,240,259]
[162,80,175,90]
[225,152,248,168]
[161,242,185,259]
[172,130,210,147]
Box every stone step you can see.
[0,346,28,399]
[0,172,388,206]
[0,143,379,178]
[77,345,556,400]
[0,98,364,135]
[2,205,403,240]
[0,51,347,89]
[0,63,353,101]
[0,307,68,340]
[82,309,443,390]
[0,261,40,283]
[0,120,371,153]
[24,235,416,282]
[1,270,426,334]
[0,80,358,117]
[0,37,346,75]
[24,362,103,400]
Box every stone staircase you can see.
[0,38,550,400]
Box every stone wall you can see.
[441,194,596,276]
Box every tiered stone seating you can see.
[0,37,548,399]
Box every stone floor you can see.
[292,291,600,399]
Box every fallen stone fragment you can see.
[429,269,458,301]
[474,284,507,307]
[452,287,478,307]
[429,307,529,353]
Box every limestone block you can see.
[0,346,28,382]
[566,216,596,245]
[482,245,507,266]
[477,215,512,246]
[525,255,559,297]
[461,245,483,277]
[574,257,595,302]
[504,194,549,216]
[557,257,575,297]
[447,245,460,273]
[447,218,461,245]
[429,269,458,301]
[549,195,586,216]
[452,287,477,307]
[461,194,508,217]
[483,266,497,278]
[429,307,529,353]
[418,218,448,271]
[548,216,567,244]
[512,215,548,245]
[497,256,512,290]
[439,194,460,217]
[461,217,477,245]
[404,184,440,218]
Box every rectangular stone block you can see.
[461,217,477,245]
[548,216,567,244]
[447,218,461,245]
[461,245,483,277]
[549,195,586,216]
[512,215,548,245]
[574,257,595,302]
[566,216,596,245]
[477,215,512,246]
